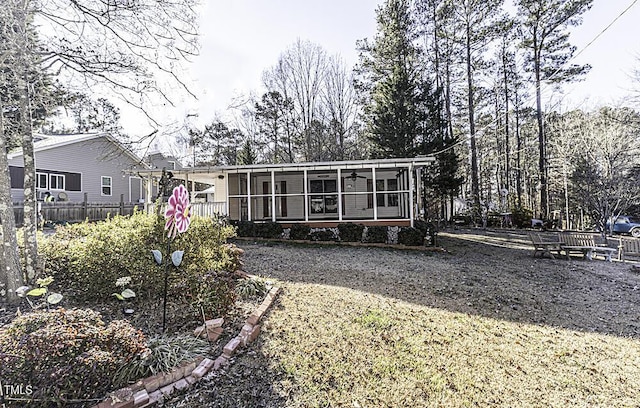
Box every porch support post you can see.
[246,171,252,221]
[415,166,422,219]
[372,167,378,221]
[409,164,415,227]
[145,173,153,213]
[271,170,276,222]
[225,172,230,217]
[337,168,343,221]
[303,169,309,222]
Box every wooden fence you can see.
[12,195,227,227]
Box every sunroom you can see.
[140,157,436,227]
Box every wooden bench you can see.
[528,232,563,259]
[607,237,640,262]
[558,232,617,262]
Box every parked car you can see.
[605,215,640,238]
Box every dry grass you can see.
[262,283,639,407]
[166,229,640,408]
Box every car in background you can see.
[605,215,640,238]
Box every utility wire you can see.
[429,0,639,157]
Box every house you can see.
[8,133,150,203]
[136,157,436,227]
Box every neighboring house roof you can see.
[8,132,149,169]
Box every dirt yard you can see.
[165,228,640,407]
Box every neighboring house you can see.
[8,133,150,203]
[136,157,436,227]
[145,150,183,172]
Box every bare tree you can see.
[0,0,199,302]
[321,55,359,160]
[264,39,329,162]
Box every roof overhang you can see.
[133,157,436,185]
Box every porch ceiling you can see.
[134,157,435,184]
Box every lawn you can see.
[167,230,640,408]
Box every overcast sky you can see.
[119,0,640,139]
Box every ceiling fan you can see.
[344,170,367,181]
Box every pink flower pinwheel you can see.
[164,185,191,238]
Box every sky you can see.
[119,0,640,140]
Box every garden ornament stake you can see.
[153,184,191,332]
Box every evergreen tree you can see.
[357,0,431,159]
[516,0,592,219]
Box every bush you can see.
[253,222,283,239]
[40,211,240,321]
[115,333,210,384]
[235,277,268,300]
[0,309,148,406]
[289,224,311,240]
[365,226,388,244]
[511,206,533,229]
[337,223,364,242]
[309,229,336,242]
[233,220,255,237]
[414,220,437,246]
[397,227,424,246]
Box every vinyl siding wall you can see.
[9,137,145,203]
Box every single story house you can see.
[137,157,436,227]
[8,133,150,203]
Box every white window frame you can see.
[49,174,65,190]
[36,172,48,190]
[101,176,113,196]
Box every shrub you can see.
[365,226,388,244]
[309,229,336,242]
[511,206,533,229]
[115,333,210,384]
[337,223,364,242]
[398,227,424,246]
[40,211,239,321]
[253,222,283,239]
[414,220,437,246]
[289,224,311,240]
[0,309,148,406]
[233,220,255,237]
[235,277,268,300]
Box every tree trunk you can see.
[0,92,25,304]
[466,23,480,213]
[533,34,548,219]
[16,0,39,282]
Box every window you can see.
[376,180,386,207]
[49,174,65,190]
[387,179,398,207]
[310,179,338,214]
[36,172,48,189]
[101,176,112,196]
[167,161,176,170]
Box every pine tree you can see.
[357,0,431,159]
[516,0,592,219]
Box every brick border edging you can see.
[94,286,281,408]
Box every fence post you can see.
[120,194,125,215]
[83,193,88,220]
